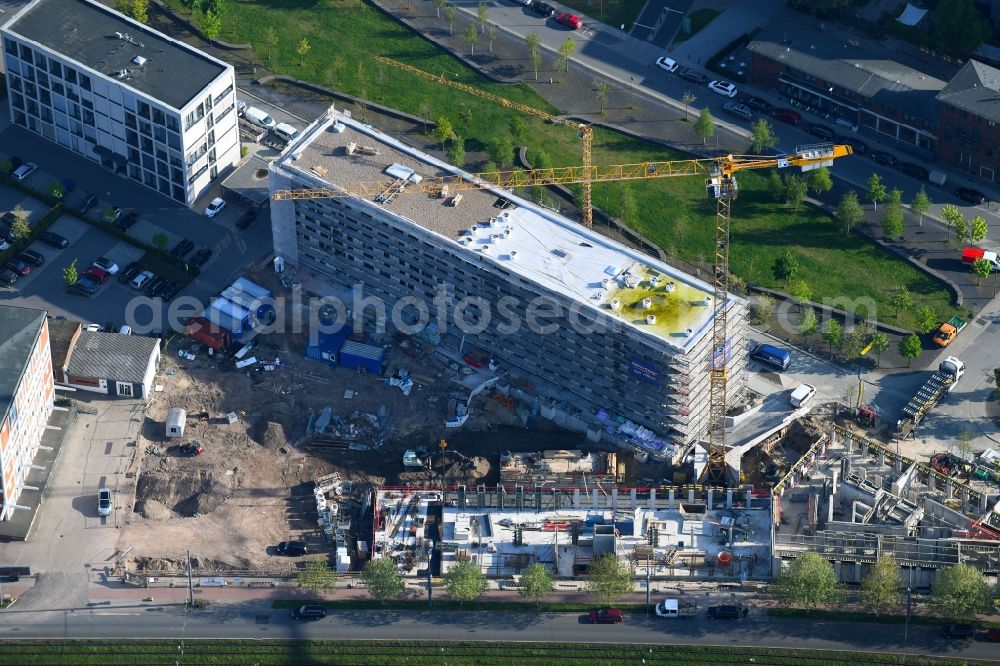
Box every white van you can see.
[273,123,300,142]
[654,598,679,618]
[790,383,817,408]
[244,106,276,130]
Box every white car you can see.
[130,270,154,290]
[92,257,119,275]
[98,488,112,516]
[12,162,37,181]
[85,323,102,333]
[708,80,738,98]
[655,56,678,73]
[204,197,226,218]
[790,383,817,408]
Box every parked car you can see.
[293,605,327,621]
[3,259,30,277]
[159,282,182,300]
[942,623,975,640]
[144,276,166,297]
[277,540,308,556]
[896,162,929,180]
[790,383,817,407]
[16,249,44,267]
[708,604,749,619]
[955,186,987,205]
[742,96,772,113]
[12,162,37,181]
[986,628,1000,642]
[870,150,897,167]
[806,124,834,141]
[39,231,69,249]
[72,277,99,295]
[92,257,119,275]
[771,108,801,125]
[655,56,678,72]
[83,267,110,285]
[116,211,139,230]
[85,323,102,332]
[835,135,867,154]
[98,488,112,517]
[555,12,582,29]
[679,68,708,84]
[708,80,738,98]
[0,269,18,287]
[171,238,195,257]
[236,209,257,230]
[130,270,154,290]
[205,197,226,218]
[190,247,213,268]
[79,193,98,214]
[119,262,142,284]
[589,608,624,624]
[529,1,554,16]
[723,102,752,121]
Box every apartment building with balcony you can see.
[0,0,240,205]
[269,109,748,458]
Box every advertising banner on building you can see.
[629,356,661,386]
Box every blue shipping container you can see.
[305,326,352,366]
[338,340,385,374]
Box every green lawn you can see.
[556,0,644,31]
[169,0,955,328]
[674,8,721,43]
[0,639,982,665]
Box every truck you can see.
[961,247,1000,271]
[933,316,968,347]
[897,356,965,437]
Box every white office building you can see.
[0,0,240,205]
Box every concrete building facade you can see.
[270,108,748,456]
[0,306,54,521]
[0,0,240,205]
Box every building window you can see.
[152,107,165,125]
[3,38,17,56]
[80,74,91,91]
[64,67,76,84]
[116,382,133,397]
[48,59,61,78]
[18,43,33,63]
[138,100,151,119]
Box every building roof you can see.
[221,155,271,205]
[46,317,80,370]
[0,306,46,427]
[748,18,948,123]
[2,0,228,109]
[65,331,158,384]
[274,110,727,353]
[936,60,1000,123]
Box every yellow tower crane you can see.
[372,56,596,228]
[273,140,851,484]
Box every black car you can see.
[171,238,195,258]
[943,623,975,639]
[955,186,987,205]
[871,150,897,167]
[896,162,929,180]
[236,209,257,230]
[708,604,749,619]
[159,281,182,300]
[0,269,17,287]
[39,231,69,249]
[277,540,308,556]
[116,211,139,230]
[836,136,868,154]
[190,247,213,268]
[530,1,554,16]
[79,193,98,215]
[293,604,327,621]
[16,249,45,267]
[679,68,708,85]
[119,261,143,284]
[742,96,772,114]
[144,276,166,297]
[806,124,834,141]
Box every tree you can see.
[969,215,988,243]
[586,553,633,607]
[680,91,696,120]
[0,160,11,178]
[752,293,776,325]
[102,208,119,224]
[298,559,337,594]
[595,81,612,116]
[509,116,527,145]
[444,5,457,36]
[63,259,78,287]
[201,9,223,41]
[799,308,819,343]
[881,200,905,238]
[861,556,902,616]
[556,38,575,73]
[930,0,991,58]
[749,118,778,153]
[867,173,886,212]
[152,232,168,250]
[445,559,487,604]
[263,26,278,70]
[956,427,975,460]
[899,333,921,367]
[766,171,785,203]
[822,318,842,353]
[789,279,812,309]
[49,182,65,200]
[518,562,554,607]
[433,115,453,149]
[476,1,489,33]
[296,37,310,66]
[8,214,30,241]
[954,214,970,245]
[941,204,963,241]
[360,557,405,605]
[482,160,499,177]
[463,23,479,55]
[526,32,542,81]
[870,331,890,367]
[486,25,498,53]
[890,286,913,316]
[842,324,870,360]
[973,258,992,285]
[807,167,832,197]
[911,186,930,226]
[930,563,992,621]
[784,174,807,210]
[695,107,714,144]
[486,135,514,168]
[914,306,938,334]
[772,552,840,610]
[530,49,543,82]
[446,136,465,167]
[836,190,864,236]
[773,250,798,282]
[133,0,149,23]
[433,0,446,19]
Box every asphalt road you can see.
[0,605,996,660]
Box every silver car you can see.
[98,488,112,516]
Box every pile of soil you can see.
[252,420,287,450]
[397,452,491,483]
[135,468,238,517]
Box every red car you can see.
[771,108,802,125]
[555,12,582,29]
[83,266,110,284]
[987,628,1000,642]
[589,607,624,624]
[463,348,489,368]
[3,259,30,276]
